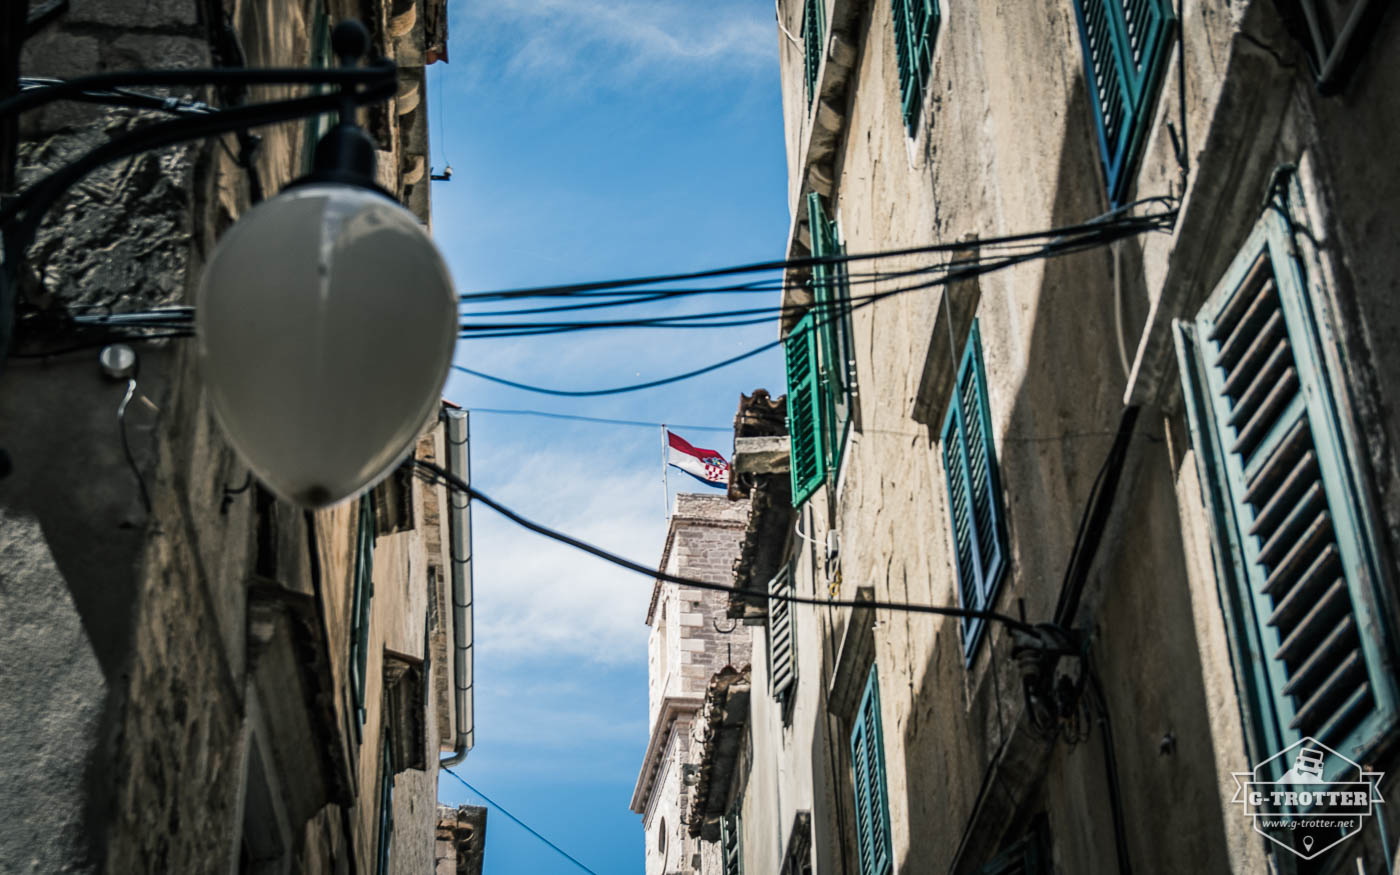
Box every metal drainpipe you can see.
[440,408,474,766]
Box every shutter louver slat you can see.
[1289,651,1367,732]
[1253,485,1327,567]
[1272,575,1347,659]
[1282,614,1357,696]
[1258,512,1332,596]
[1248,450,1319,536]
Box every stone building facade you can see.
[632,493,752,875]
[688,1,1400,874]
[434,805,487,875]
[0,1,464,872]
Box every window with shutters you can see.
[940,321,1008,661]
[350,494,376,739]
[1068,0,1175,204]
[807,192,857,475]
[1275,0,1386,93]
[375,730,395,875]
[786,312,827,506]
[978,819,1051,875]
[768,562,798,709]
[849,665,892,875]
[890,0,940,133]
[372,465,415,534]
[1175,209,1398,769]
[802,0,825,109]
[721,810,744,875]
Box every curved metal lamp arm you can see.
[1,66,395,252]
[0,62,395,121]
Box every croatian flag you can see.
[667,431,729,488]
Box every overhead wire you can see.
[442,769,600,875]
[410,459,1037,634]
[467,407,731,432]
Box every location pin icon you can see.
[1303,836,1315,853]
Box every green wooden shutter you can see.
[721,811,744,875]
[1176,210,1398,767]
[807,192,855,471]
[375,731,395,875]
[850,665,892,875]
[939,322,1007,659]
[891,0,940,132]
[1069,0,1175,203]
[803,0,825,108]
[786,312,827,505]
[350,494,376,736]
[769,562,797,703]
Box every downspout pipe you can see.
[440,408,474,767]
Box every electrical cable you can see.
[442,769,601,875]
[117,377,152,514]
[467,407,730,432]
[451,337,783,397]
[450,201,1176,302]
[409,459,1037,633]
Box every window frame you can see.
[802,0,825,109]
[349,493,376,739]
[889,0,941,134]
[849,664,893,875]
[1068,0,1176,204]
[939,321,1008,661]
[1174,207,1399,766]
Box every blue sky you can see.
[428,2,788,872]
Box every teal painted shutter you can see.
[769,562,797,702]
[1176,211,1398,766]
[1069,0,1175,202]
[807,192,855,471]
[891,0,940,132]
[786,312,827,505]
[350,494,376,736]
[850,666,892,875]
[375,731,395,875]
[803,0,825,108]
[940,322,1007,658]
[721,811,743,875]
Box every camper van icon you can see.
[1290,747,1326,782]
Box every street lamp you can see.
[2,21,457,508]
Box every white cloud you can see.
[457,0,774,85]
[470,437,668,664]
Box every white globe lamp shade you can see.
[197,184,457,508]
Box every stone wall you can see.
[0,1,452,872]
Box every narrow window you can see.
[375,731,395,875]
[802,0,825,108]
[768,562,797,707]
[1175,208,1398,766]
[349,494,376,738]
[939,321,1008,660]
[1068,0,1175,203]
[889,0,941,133]
[786,194,858,507]
[849,665,892,875]
[721,809,744,875]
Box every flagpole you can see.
[661,425,671,522]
